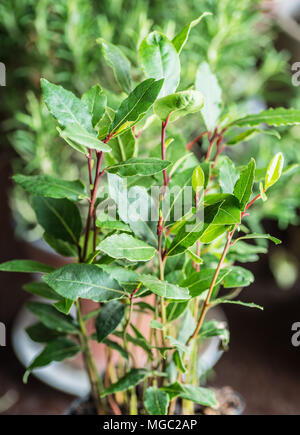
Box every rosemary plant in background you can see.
[1,14,300,415]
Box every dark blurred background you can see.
[1,0,300,414]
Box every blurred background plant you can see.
[1,0,299,285]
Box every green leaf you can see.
[154,90,203,123]
[43,264,125,302]
[0,260,54,274]
[199,320,230,347]
[265,152,284,190]
[172,12,212,54]
[98,233,156,262]
[43,233,77,257]
[192,165,205,192]
[54,298,73,315]
[23,281,61,300]
[26,322,64,343]
[101,369,150,397]
[233,158,256,211]
[57,126,87,154]
[144,387,170,415]
[26,301,79,334]
[106,157,171,177]
[150,320,164,330]
[96,218,132,233]
[223,266,254,288]
[230,107,300,128]
[233,233,281,245]
[13,174,87,201]
[60,124,111,152]
[97,38,133,94]
[226,128,281,145]
[166,301,189,322]
[23,337,80,383]
[195,61,222,131]
[139,32,180,97]
[41,78,93,132]
[179,385,217,407]
[139,275,190,300]
[82,84,107,127]
[95,300,125,342]
[218,156,239,194]
[102,338,129,361]
[108,129,136,163]
[213,298,263,310]
[205,194,241,225]
[97,264,140,293]
[181,268,231,298]
[109,78,164,135]
[32,197,82,245]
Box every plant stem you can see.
[186,131,208,151]
[75,299,104,414]
[161,118,169,187]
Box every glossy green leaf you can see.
[98,233,156,262]
[26,301,79,334]
[106,157,171,177]
[230,107,300,128]
[154,90,203,123]
[101,369,150,397]
[96,218,132,233]
[205,194,241,225]
[23,281,61,300]
[265,152,284,190]
[192,165,205,192]
[140,275,190,300]
[144,387,170,415]
[32,197,82,245]
[195,61,222,130]
[13,174,87,201]
[233,158,256,211]
[82,84,107,127]
[0,260,54,274]
[97,38,133,94]
[218,156,239,194]
[23,337,80,383]
[95,300,125,342]
[97,265,140,293]
[109,78,164,135]
[57,126,87,154]
[54,298,73,315]
[172,12,212,54]
[139,31,180,97]
[60,124,111,152]
[223,266,254,288]
[181,268,231,298]
[108,129,136,163]
[43,264,125,302]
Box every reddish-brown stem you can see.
[87,149,93,187]
[186,131,208,151]
[205,128,218,161]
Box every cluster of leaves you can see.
[2,11,300,416]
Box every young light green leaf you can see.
[101,369,150,397]
[233,158,256,210]
[26,301,79,334]
[218,156,239,194]
[106,157,171,177]
[139,32,180,97]
[144,387,170,415]
[43,264,125,302]
[195,61,222,131]
[230,107,300,128]
[32,197,82,245]
[223,266,254,288]
[13,174,87,201]
[109,78,164,135]
[192,165,205,192]
[139,275,190,300]
[232,233,281,245]
[41,78,93,132]
[60,124,111,152]
[95,300,125,342]
[82,84,107,127]
[98,233,156,262]
[154,90,203,123]
[265,152,284,190]
[96,218,132,233]
[97,38,133,94]
[0,260,54,274]
[23,337,80,383]
[226,128,281,145]
[260,181,267,201]
[172,12,212,54]
[150,320,164,330]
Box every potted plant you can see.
[2,14,300,416]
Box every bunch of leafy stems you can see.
[73,123,263,415]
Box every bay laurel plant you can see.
[2,15,300,415]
